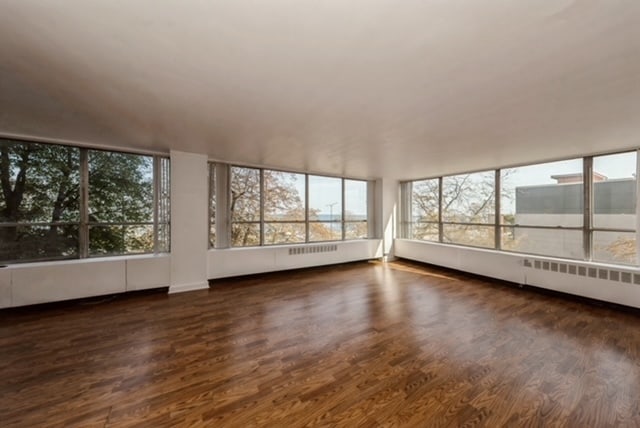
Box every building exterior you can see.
[513,174,636,263]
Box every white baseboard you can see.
[168,281,209,294]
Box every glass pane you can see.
[125,224,154,253]
[264,171,305,221]
[209,163,216,247]
[501,227,583,259]
[411,179,439,223]
[89,150,153,223]
[344,180,367,222]
[0,224,78,263]
[309,222,342,241]
[593,152,637,229]
[89,224,154,255]
[0,139,80,224]
[442,224,495,248]
[158,222,170,253]
[231,223,260,247]
[411,222,439,241]
[501,158,583,227]
[345,221,368,240]
[264,222,306,244]
[209,224,216,248]
[158,157,171,252]
[309,175,342,221]
[442,171,494,223]
[230,167,261,222]
[593,231,636,265]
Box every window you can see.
[224,166,369,247]
[209,163,216,247]
[309,175,342,241]
[344,179,368,239]
[264,171,306,244]
[442,171,495,248]
[0,138,170,264]
[0,140,80,262]
[156,157,171,253]
[592,151,637,265]
[230,166,261,247]
[409,178,439,241]
[400,149,640,267]
[501,158,583,259]
[88,150,154,256]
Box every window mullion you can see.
[259,169,265,246]
[583,156,593,261]
[341,178,346,241]
[79,148,89,258]
[636,149,640,266]
[305,174,310,243]
[438,177,443,243]
[153,156,160,253]
[495,169,501,250]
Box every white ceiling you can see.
[1,1,639,180]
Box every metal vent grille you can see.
[288,244,338,256]
[524,258,637,286]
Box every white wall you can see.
[0,268,11,308]
[395,239,524,283]
[0,255,170,308]
[169,150,209,293]
[208,239,380,279]
[396,239,640,309]
[374,178,398,260]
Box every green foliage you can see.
[88,150,153,223]
[0,140,80,261]
[0,139,156,262]
[0,140,80,224]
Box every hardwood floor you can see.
[2,260,640,427]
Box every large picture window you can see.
[230,166,261,247]
[88,150,154,256]
[0,141,80,262]
[442,170,495,249]
[264,171,306,244]
[409,178,439,241]
[0,138,170,264]
[401,149,640,266]
[592,151,637,265]
[501,158,584,259]
[221,165,369,247]
[344,179,368,239]
[308,175,342,242]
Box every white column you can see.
[374,178,399,261]
[169,150,209,293]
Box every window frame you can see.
[498,157,585,260]
[218,163,370,248]
[0,138,170,264]
[400,149,640,266]
[440,170,496,249]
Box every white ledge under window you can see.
[0,253,171,309]
[207,239,382,279]
[395,238,640,309]
[1,253,170,269]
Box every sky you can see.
[293,175,368,216]
[501,151,636,213]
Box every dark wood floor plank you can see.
[2,259,640,427]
